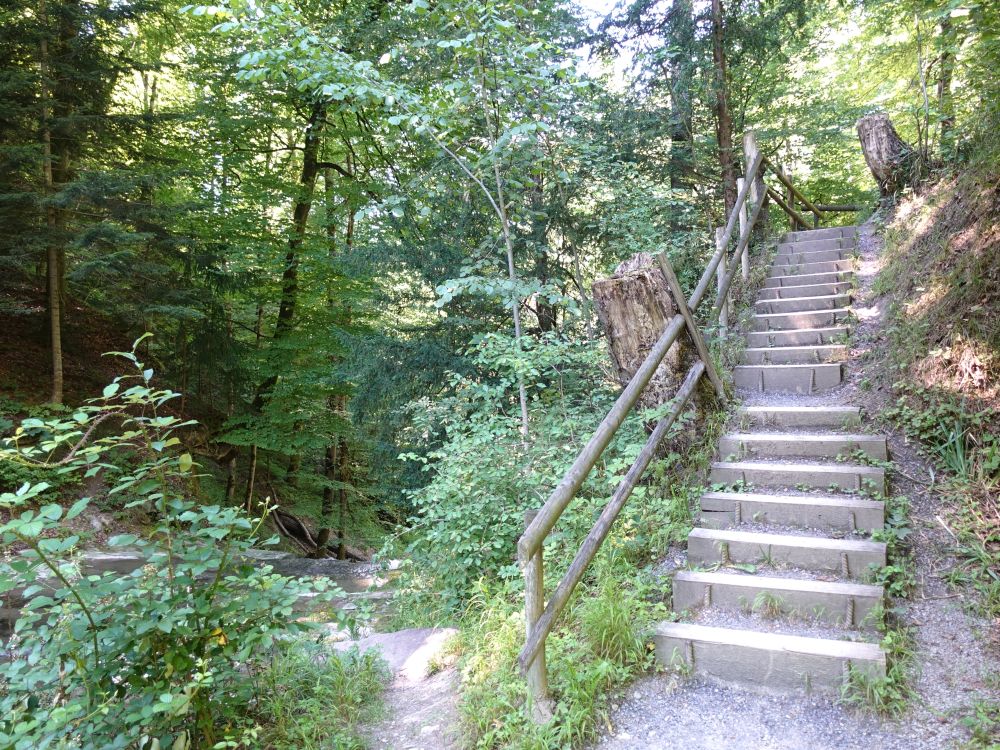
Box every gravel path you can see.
[592,223,1000,750]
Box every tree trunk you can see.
[40,0,63,404]
[936,17,956,157]
[591,254,687,410]
[275,101,326,338]
[666,0,695,199]
[856,113,918,199]
[710,0,737,215]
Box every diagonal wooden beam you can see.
[656,252,726,400]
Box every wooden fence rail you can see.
[516,131,838,717]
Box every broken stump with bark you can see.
[592,254,712,440]
[856,113,918,199]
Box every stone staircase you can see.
[654,225,890,694]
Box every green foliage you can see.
[245,642,391,750]
[394,332,650,611]
[456,549,665,749]
[840,626,917,717]
[961,697,1000,750]
[0,346,347,750]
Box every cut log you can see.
[592,253,693,410]
[856,113,917,199]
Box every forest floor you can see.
[336,627,462,750]
[591,222,1000,749]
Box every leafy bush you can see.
[0,341,347,750]
[396,332,649,612]
[247,642,391,750]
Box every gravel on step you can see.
[687,604,876,641]
[590,675,956,750]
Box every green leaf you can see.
[103,383,120,398]
[108,534,139,547]
[178,454,193,473]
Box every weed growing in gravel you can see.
[840,626,917,717]
[250,642,391,749]
[960,698,1000,749]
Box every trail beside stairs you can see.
[594,223,999,749]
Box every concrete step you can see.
[733,363,844,393]
[686,528,887,577]
[782,226,858,244]
[776,238,856,254]
[719,433,887,460]
[769,259,855,277]
[753,309,851,331]
[672,571,884,627]
[737,405,862,429]
[699,491,885,532]
[745,326,850,348]
[765,271,854,288]
[758,282,853,300]
[774,249,851,266]
[654,622,885,693]
[740,345,848,365]
[755,294,851,315]
[710,460,886,493]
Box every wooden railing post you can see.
[736,176,749,281]
[523,509,552,721]
[715,227,728,331]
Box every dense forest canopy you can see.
[1,0,996,582]
[1,0,999,743]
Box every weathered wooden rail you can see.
[515,131,843,716]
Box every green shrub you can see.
[0,340,348,750]
[247,642,391,750]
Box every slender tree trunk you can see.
[40,0,63,404]
[243,444,258,513]
[476,53,529,439]
[666,0,695,200]
[530,174,556,333]
[275,101,326,338]
[710,0,737,215]
[936,17,956,157]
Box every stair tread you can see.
[712,459,882,472]
[674,570,883,597]
[702,490,884,509]
[654,621,885,660]
[689,527,886,552]
[742,345,848,353]
[720,432,883,443]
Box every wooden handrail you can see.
[766,185,812,231]
[516,131,841,716]
[762,156,825,222]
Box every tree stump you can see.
[592,253,694,411]
[856,113,917,199]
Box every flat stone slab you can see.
[709,460,886,493]
[653,622,885,694]
[769,259,856,277]
[699,490,885,532]
[333,627,458,684]
[719,433,887,460]
[687,527,887,577]
[753,309,851,331]
[776,237,856,253]
[758,281,853,300]
[755,294,851,315]
[733,363,844,393]
[740,345,848,365]
[737,405,861,429]
[672,570,884,627]
[782,226,858,243]
[765,271,854,288]
[774,249,851,266]
[745,326,850,348]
